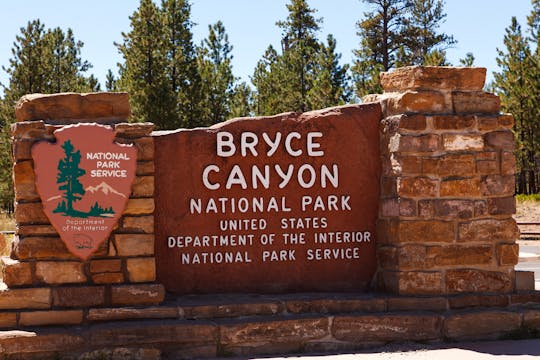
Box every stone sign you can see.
[154,104,381,293]
[32,123,137,260]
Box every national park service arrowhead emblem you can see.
[32,124,137,260]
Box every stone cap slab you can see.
[381,66,486,92]
[15,92,130,124]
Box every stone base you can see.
[2,291,540,359]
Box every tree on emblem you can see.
[54,140,86,217]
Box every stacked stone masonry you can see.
[0,93,164,327]
[365,66,520,295]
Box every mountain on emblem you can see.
[86,182,127,198]
[32,123,137,260]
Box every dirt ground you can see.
[515,200,540,241]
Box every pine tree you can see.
[56,140,86,215]
[275,0,321,112]
[400,0,455,65]
[352,0,411,97]
[459,52,475,67]
[116,0,170,127]
[308,34,351,108]
[0,19,95,212]
[105,69,117,91]
[252,45,281,115]
[230,82,253,118]
[493,17,538,193]
[198,21,235,125]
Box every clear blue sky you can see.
[0,0,533,94]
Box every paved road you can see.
[517,241,540,289]
[255,339,540,359]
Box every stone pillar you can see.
[1,93,163,326]
[367,66,520,295]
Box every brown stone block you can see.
[123,198,155,215]
[92,272,124,284]
[452,91,501,114]
[88,306,178,321]
[380,271,443,295]
[114,122,154,138]
[87,322,216,350]
[17,224,57,237]
[433,199,474,219]
[0,313,17,328]
[12,236,77,260]
[399,198,417,216]
[221,317,328,350]
[440,177,481,197]
[380,198,399,217]
[15,202,49,224]
[381,177,397,197]
[398,177,438,197]
[481,175,515,196]
[11,120,47,138]
[35,261,86,284]
[448,294,509,309]
[426,245,492,266]
[19,310,83,326]
[398,114,427,131]
[121,216,154,233]
[12,139,34,161]
[446,269,512,294]
[333,314,442,342]
[13,161,39,202]
[497,243,519,266]
[515,271,535,291]
[127,257,156,282]
[387,297,447,311]
[475,200,489,217]
[476,160,499,175]
[2,257,33,287]
[184,301,283,320]
[498,113,514,128]
[52,286,106,307]
[383,91,451,115]
[115,234,154,256]
[398,156,423,174]
[397,220,455,243]
[458,218,518,243]
[0,331,85,355]
[501,151,517,175]
[15,92,130,123]
[131,176,154,197]
[432,115,475,130]
[397,244,428,269]
[134,137,154,161]
[90,258,122,273]
[488,197,516,215]
[477,116,499,131]
[523,309,540,329]
[136,161,155,176]
[392,134,440,153]
[444,310,521,340]
[380,66,486,92]
[377,246,397,269]
[443,134,484,151]
[422,154,475,177]
[510,292,540,304]
[285,297,385,314]
[111,284,165,306]
[485,131,516,150]
[0,287,51,309]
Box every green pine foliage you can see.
[252,0,350,114]
[493,6,540,194]
[352,0,458,97]
[0,19,96,212]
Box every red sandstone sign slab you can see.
[154,104,382,294]
[32,124,137,260]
